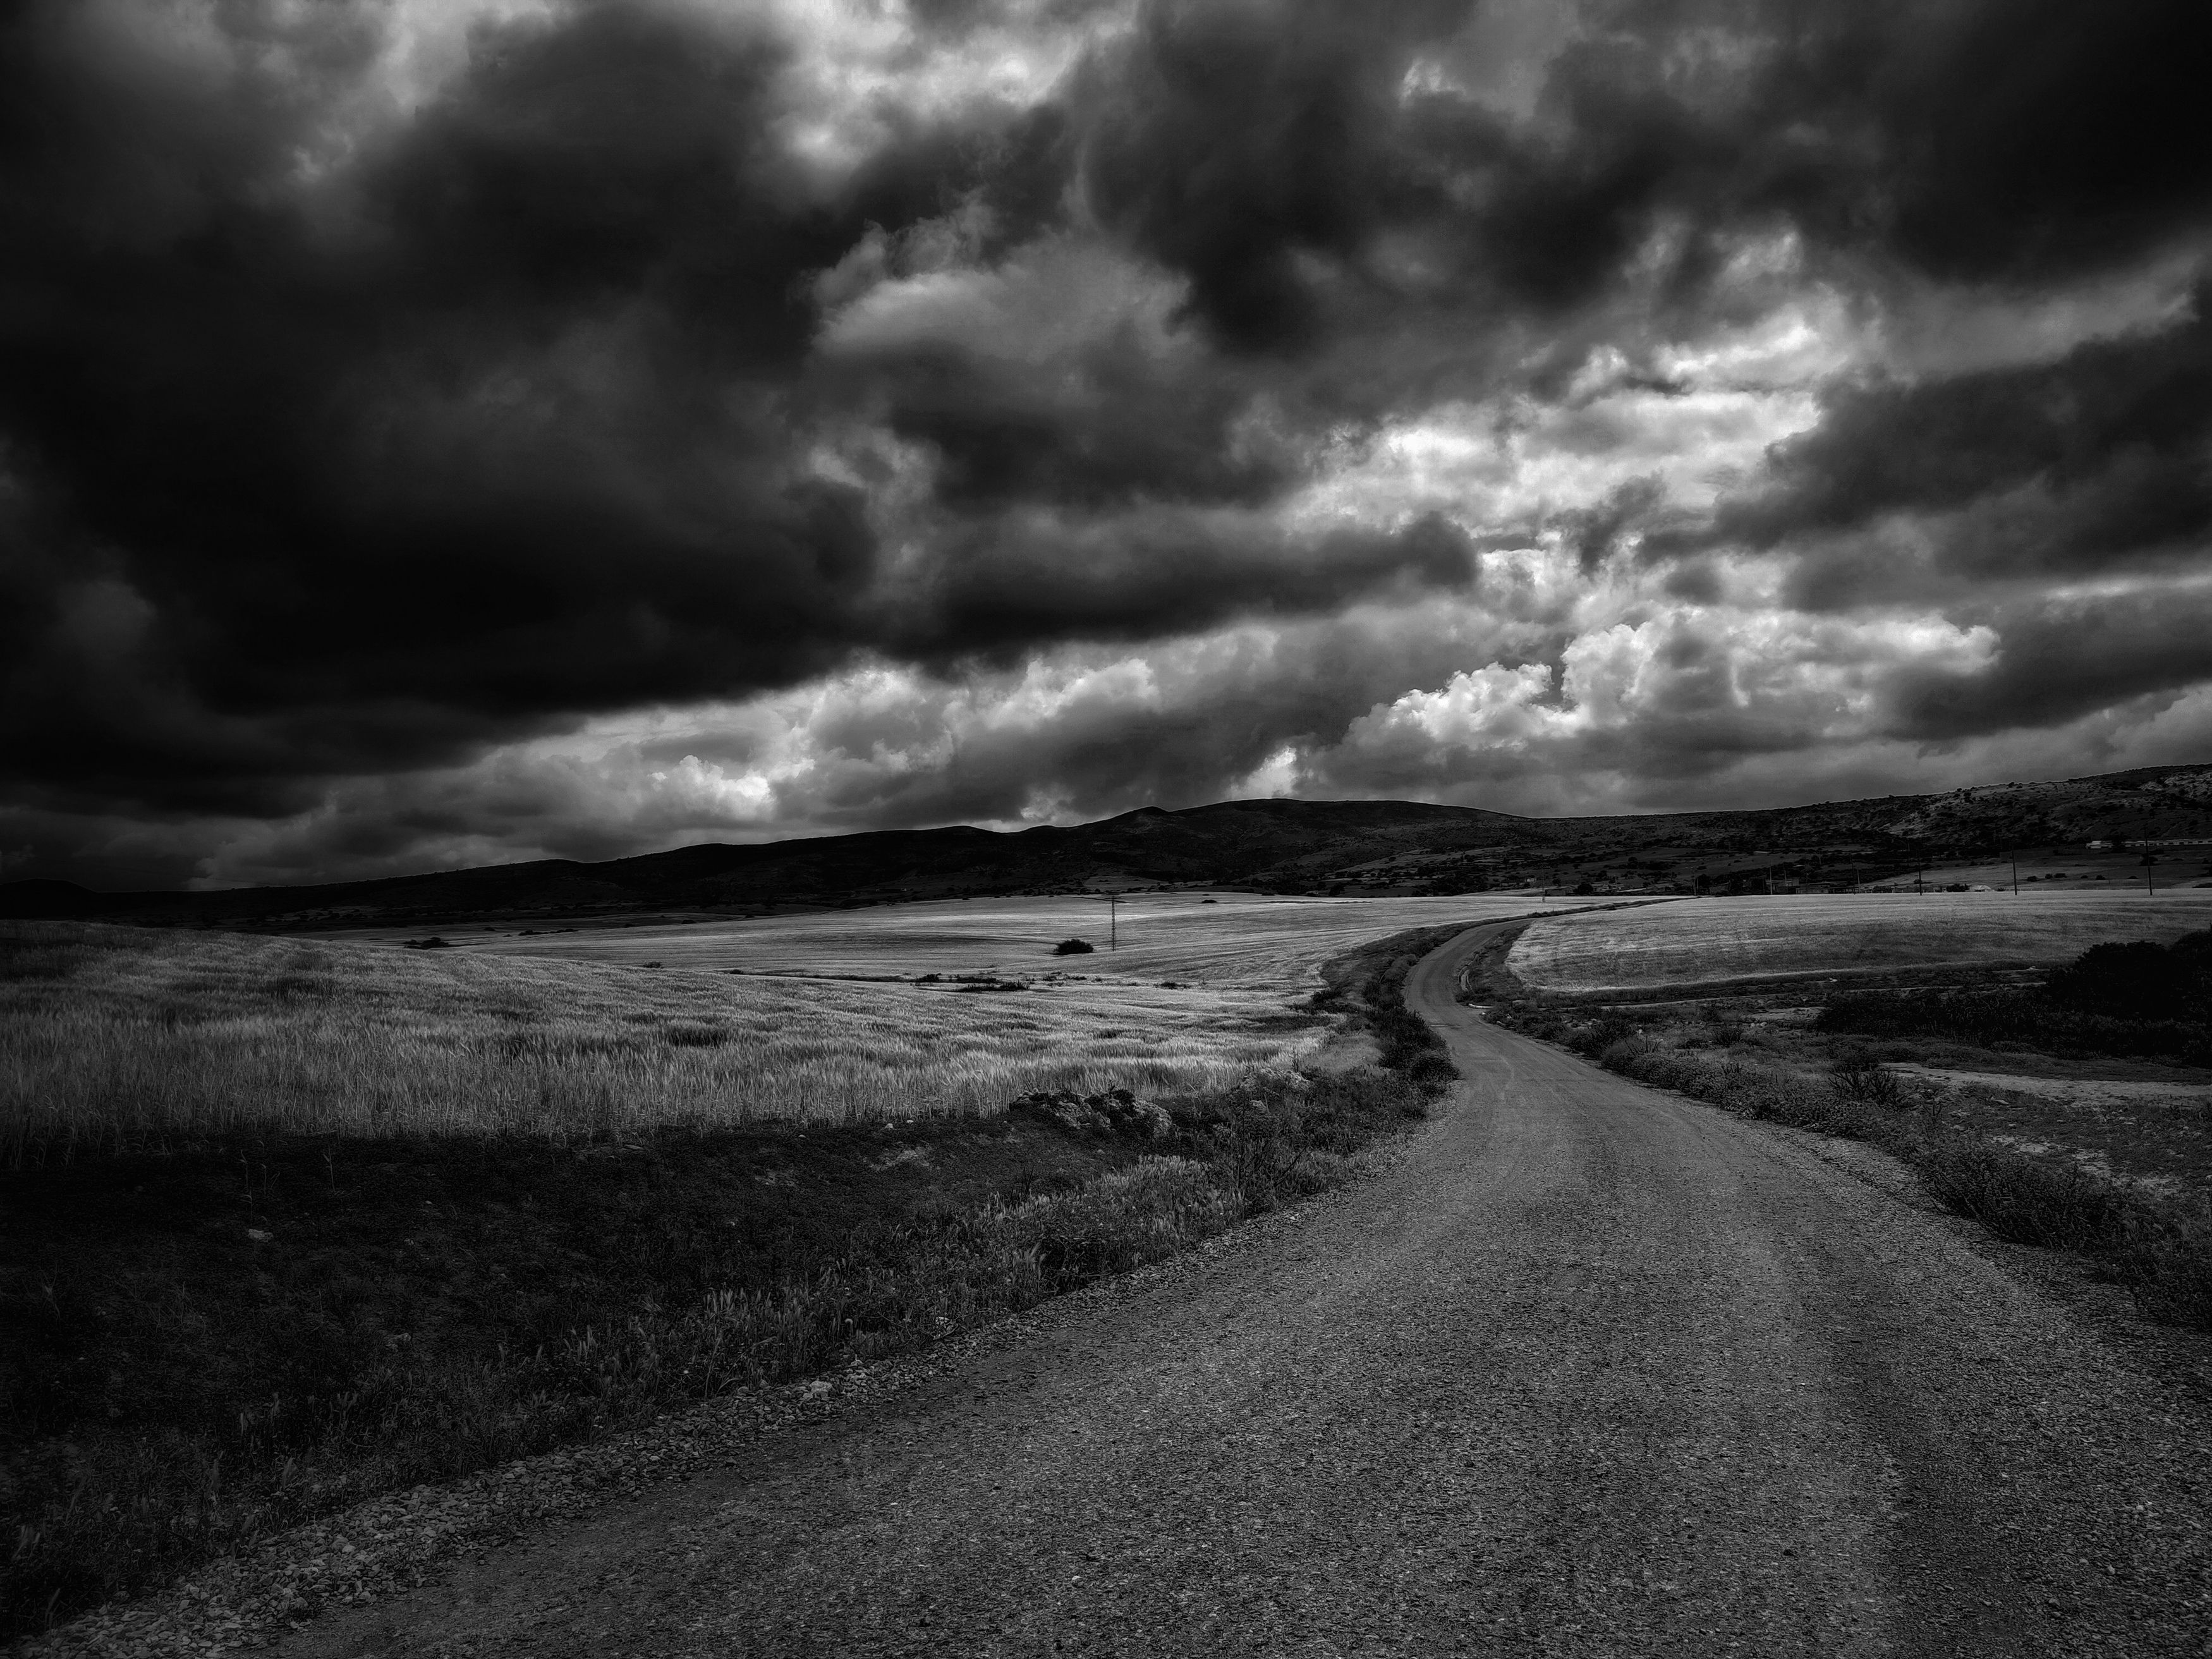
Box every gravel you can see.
[30,923,2212,1657]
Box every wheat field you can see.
[2,896,1548,1145]
[456,892,1578,987]
[1507,893,2212,995]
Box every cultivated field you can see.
[0,926,1310,1146]
[1507,893,2212,995]
[4,897,1559,1146]
[449,892,1581,987]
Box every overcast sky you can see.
[4,0,2209,889]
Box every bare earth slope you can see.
[279,925,2212,1658]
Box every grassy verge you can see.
[1488,1001,2212,1333]
[1308,920,1478,1092]
[1,927,1461,1638]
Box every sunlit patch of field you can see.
[1508,893,2212,995]
[456,892,1584,988]
[1,923,1331,1146]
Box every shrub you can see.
[1597,1035,1655,1070]
[1831,1054,1904,1109]
[1815,930,2212,1060]
[1818,987,2211,1064]
[1914,1134,2131,1254]
[2046,939,2208,1021]
[1699,1003,1745,1047]
[1052,938,1096,956]
[1568,1011,1637,1058]
[2118,1200,2212,1328]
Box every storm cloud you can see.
[3,0,2210,887]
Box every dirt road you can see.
[284,923,2212,1656]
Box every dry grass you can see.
[4,898,1538,1146]
[1,923,1459,1635]
[0,923,1331,1148]
[1507,893,2212,994]
[446,893,1579,988]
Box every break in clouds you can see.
[4,0,2211,887]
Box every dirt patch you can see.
[1887,1068,2212,1196]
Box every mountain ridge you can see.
[7,764,2211,927]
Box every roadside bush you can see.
[1914,1134,2131,1255]
[1051,938,1095,956]
[2046,935,2209,1021]
[1308,925,1469,1098]
[2118,1201,2212,1327]
[1831,1054,1905,1110]
[1568,1011,1638,1059]
[1597,1035,1655,1070]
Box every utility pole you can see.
[2143,853,2159,897]
[1104,892,1121,950]
[2010,849,2019,895]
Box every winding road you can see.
[288,922,2212,1656]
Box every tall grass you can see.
[1,924,1321,1152]
[1,923,1461,1636]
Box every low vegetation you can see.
[1505,893,2212,995]
[1819,932,2212,1063]
[464,891,1586,989]
[0,918,1468,1637]
[0,924,1321,1150]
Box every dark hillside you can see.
[6,763,2209,928]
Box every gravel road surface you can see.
[279,923,2212,1657]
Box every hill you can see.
[6,764,2211,928]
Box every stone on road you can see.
[286,924,2212,1657]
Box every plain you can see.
[3,896,1589,1149]
[1506,891,2212,995]
[0,902,1486,1638]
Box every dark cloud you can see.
[1073,0,2212,361]
[1665,295,2212,602]
[1888,589,2212,741]
[6,0,2212,887]
[0,2,908,811]
[890,509,1476,661]
[1076,0,1477,353]
[1565,477,1669,576]
[1856,0,2212,284]
[849,331,1293,510]
[1554,0,2212,290]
